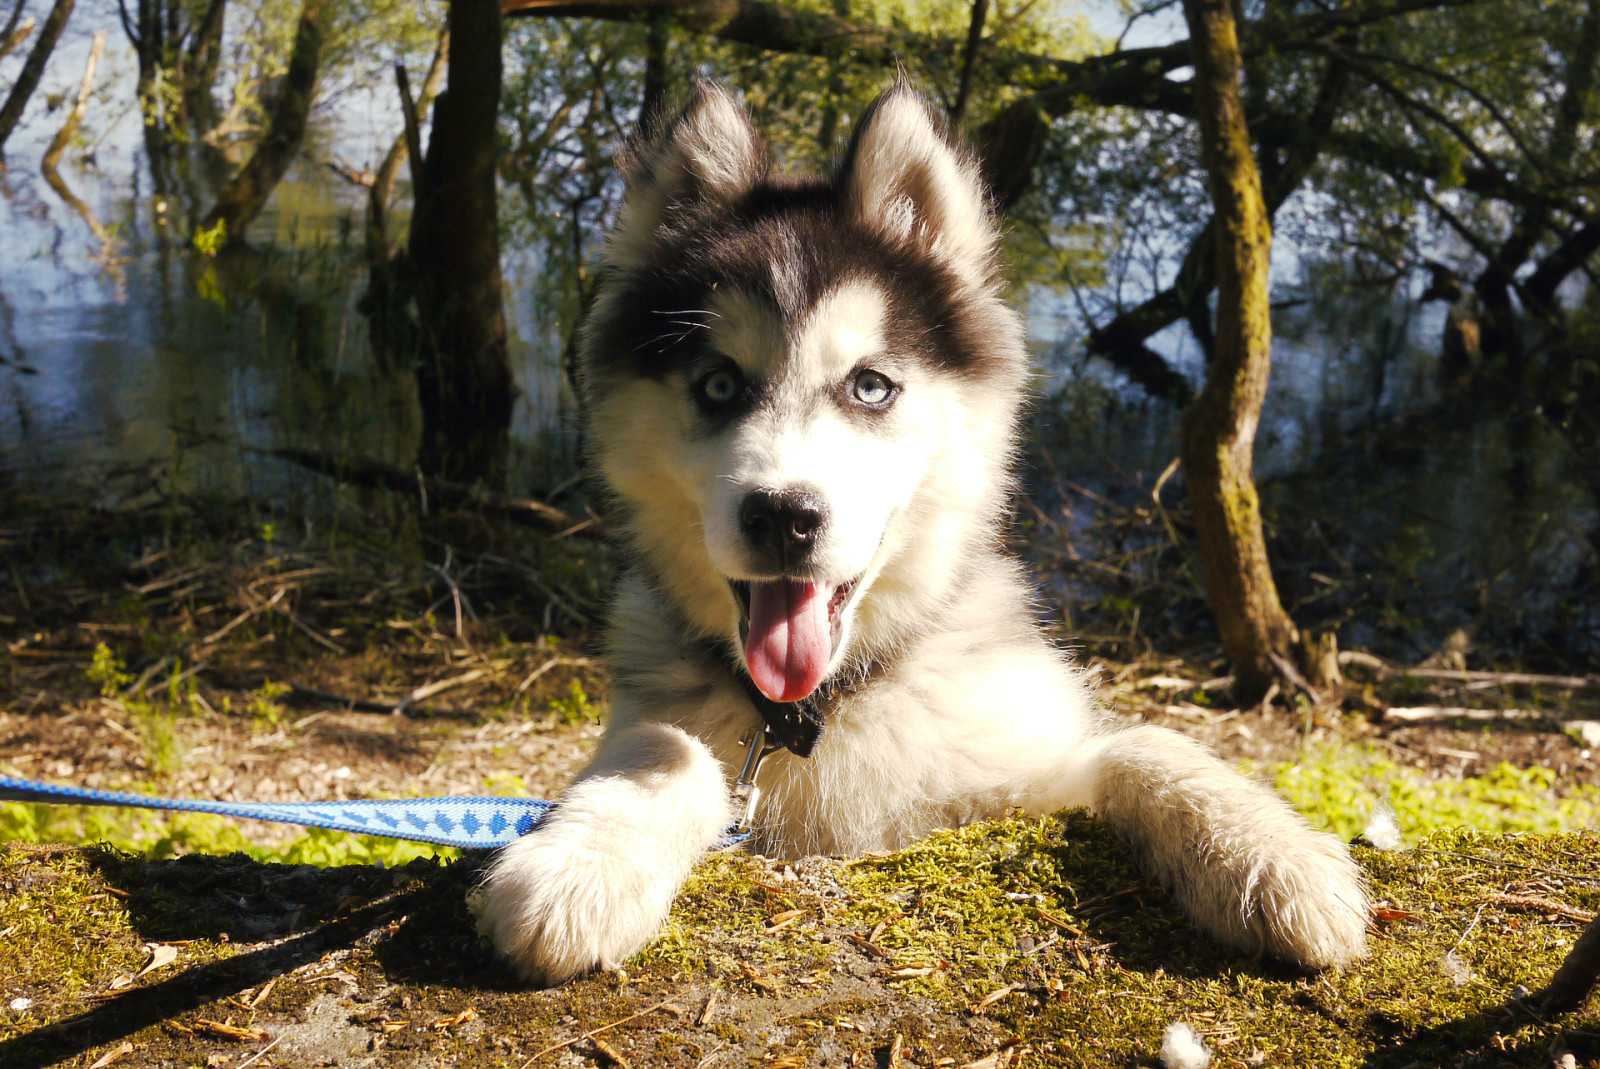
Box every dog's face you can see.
[580,85,1028,702]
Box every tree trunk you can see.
[0,0,74,158]
[200,0,328,242]
[409,0,514,483]
[360,29,449,375]
[1178,0,1301,705]
[182,0,228,132]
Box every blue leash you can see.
[0,771,756,851]
[0,774,553,849]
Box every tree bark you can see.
[1541,916,1600,1015]
[0,0,73,158]
[200,0,328,242]
[1178,0,1301,705]
[409,0,514,483]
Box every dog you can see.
[474,83,1369,985]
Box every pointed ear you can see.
[838,87,998,284]
[610,83,765,266]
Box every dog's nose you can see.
[739,488,827,562]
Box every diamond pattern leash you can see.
[0,774,554,848]
[0,730,772,852]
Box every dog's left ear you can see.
[839,87,997,284]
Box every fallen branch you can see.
[267,448,605,539]
[1400,667,1600,689]
[1384,706,1547,723]
[1338,650,1598,690]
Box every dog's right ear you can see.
[610,83,765,266]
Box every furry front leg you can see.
[475,723,731,985]
[1092,725,1367,970]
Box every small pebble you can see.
[9,997,33,1012]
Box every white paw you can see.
[471,723,732,985]
[473,811,679,985]
[1232,826,1369,969]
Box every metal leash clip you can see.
[731,727,780,833]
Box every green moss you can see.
[1265,744,1600,840]
[6,820,1600,1068]
[826,814,1600,1066]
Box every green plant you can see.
[249,680,292,729]
[86,644,132,697]
[192,219,228,257]
[549,680,599,725]
[128,697,181,774]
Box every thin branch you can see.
[949,0,988,127]
[1329,44,1543,171]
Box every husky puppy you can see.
[476,84,1368,985]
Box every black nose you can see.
[739,488,828,564]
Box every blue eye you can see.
[699,369,740,405]
[852,369,895,407]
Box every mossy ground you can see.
[5,815,1600,1068]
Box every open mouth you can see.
[731,577,860,703]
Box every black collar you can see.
[705,641,829,758]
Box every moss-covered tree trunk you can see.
[1178,0,1301,705]
[0,0,74,158]
[408,0,514,483]
[200,0,328,243]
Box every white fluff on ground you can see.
[1362,804,1403,850]
[1161,1022,1212,1069]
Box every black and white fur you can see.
[474,84,1368,985]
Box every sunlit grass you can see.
[1263,745,1600,843]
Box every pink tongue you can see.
[744,579,832,703]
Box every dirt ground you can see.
[2,491,1599,848]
